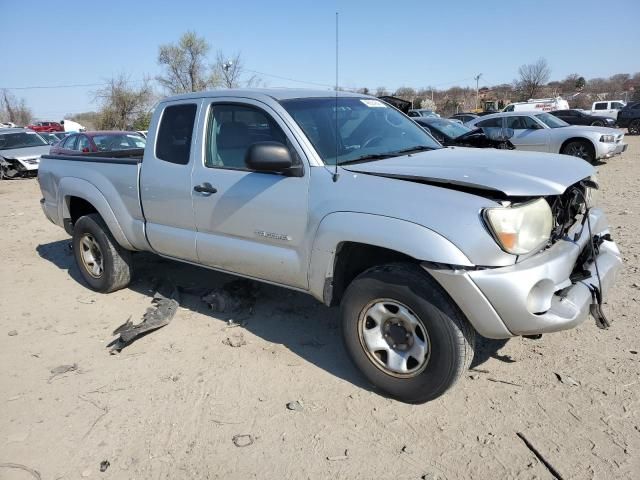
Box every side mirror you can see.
[82,147,90,153]
[245,142,302,176]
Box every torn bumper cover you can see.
[425,208,622,339]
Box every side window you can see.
[63,135,78,150]
[503,105,514,112]
[156,103,197,165]
[506,116,539,129]
[594,103,607,110]
[206,103,289,170]
[611,102,624,109]
[476,117,502,128]
[77,135,90,151]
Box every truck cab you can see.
[590,100,626,120]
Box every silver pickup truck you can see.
[38,89,622,403]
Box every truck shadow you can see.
[36,239,514,395]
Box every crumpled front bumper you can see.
[425,208,622,339]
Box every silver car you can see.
[0,128,50,178]
[467,111,627,164]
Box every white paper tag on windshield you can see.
[360,99,386,108]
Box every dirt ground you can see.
[1,138,639,480]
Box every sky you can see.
[1,0,639,119]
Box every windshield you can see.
[423,119,473,139]
[280,97,441,165]
[536,113,569,128]
[0,131,48,150]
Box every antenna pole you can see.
[333,11,340,182]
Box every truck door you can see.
[505,115,550,152]
[191,99,310,289]
[140,101,200,262]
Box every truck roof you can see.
[159,88,369,103]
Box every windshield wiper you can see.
[338,153,396,165]
[392,145,437,155]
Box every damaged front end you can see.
[0,156,40,179]
[425,178,622,338]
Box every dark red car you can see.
[26,121,64,132]
[49,131,146,155]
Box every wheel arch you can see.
[58,177,134,250]
[560,136,596,158]
[307,212,473,306]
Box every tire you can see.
[590,120,604,127]
[72,213,132,293]
[340,263,475,403]
[561,140,595,164]
[629,119,640,135]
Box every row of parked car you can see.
[410,102,635,164]
[0,127,146,179]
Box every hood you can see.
[566,125,623,135]
[0,145,50,160]
[342,147,594,197]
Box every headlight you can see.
[600,134,615,143]
[483,198,552,255]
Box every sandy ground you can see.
[1,138,639,480]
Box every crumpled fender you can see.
[307,211,473,302]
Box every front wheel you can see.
[72,213,132,293]
[590,120,604,127]
[629,119,640,135]
[562,140,595,164]
[340,263,475,403]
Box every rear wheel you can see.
[72,213,132,293]
[629,119,640,135]
[340,263,475,403]
[562,140,595,164]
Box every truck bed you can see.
[39,149,149,252]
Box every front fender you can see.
[58,177,134,251]
[307,212,472,302]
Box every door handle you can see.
[193,183,217,195]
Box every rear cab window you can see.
[155,103,198,165]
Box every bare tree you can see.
[516,58,551,99]
[157,31,217,94]
[375,87,389,97]
[214,52,260,88]
[1,89,32,125]
[93,74,154,130]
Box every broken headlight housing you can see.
[483,198,553,255]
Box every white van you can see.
[503,97,569,113]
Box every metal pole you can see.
[474,73,482,111]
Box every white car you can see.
[467,111,627,164]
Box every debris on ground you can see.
[8,330,18,336]
[516,432,565,480]
[286,400,304,411]
[232,434,255,447]
[326,449,349,461]
[201,279,259,317]
[0,463,42,480]
[554,372,580,387]
[48,363,79,383]
[108,284,179,353]
[99,460,110,472]
[222,332,247,347]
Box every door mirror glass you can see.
[245,141,296,174]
